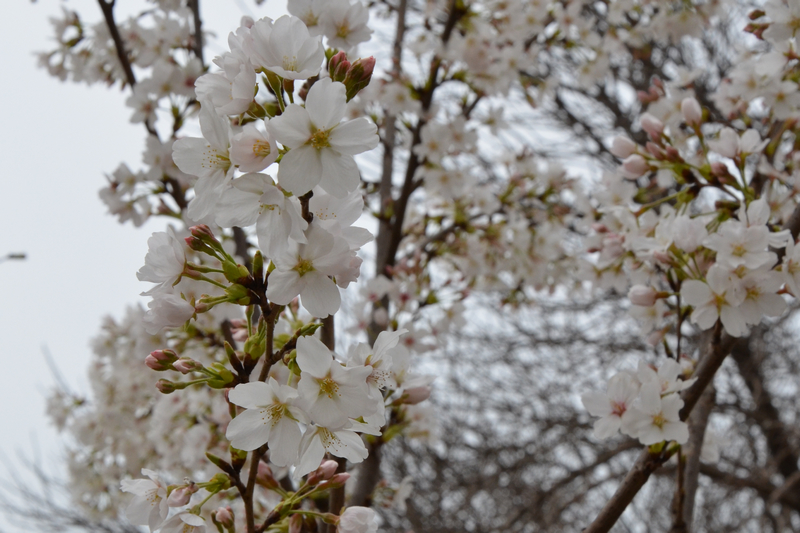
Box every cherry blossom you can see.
[119,469,169,531]
[247,15,324,80]
[266,222,353,317]
[581,372,640,440]
[338,506,378,533]
[267,78,379,197]
[295,336,374,428]
[626,382,689,445]
[137,228,186,295]
[226,378,306,466]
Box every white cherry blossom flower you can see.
[627,382,689,445]
[195,49,256,116]
[230,123,278,172]
[137,228,186,295]
[735,267,787,324]
[268,78,379,197]
[226,377,306,466]
[216,173,307,257]
[704,219,775,270]
[636,359,695,395]
[338,506,378,533]
[581,372,640,439]
[320,0,373,51]
[681,265,747,337]
[296,336,374,428]
[120,469,169,531]
[266,222,353,317]
[173,102,233,220]
[143,293,195,334]
[288,0,328,36]
[295,424,369,480]
[782,239,800,295]
[247,15,324,80]
[159,512,206,533]
[310,188,373,250]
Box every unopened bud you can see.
[329,51,350,82]
[156,379,177,394]
[256,461,279,490]
[215,507,234,527]
[628,285,657,307]
[145,350,176,371]
[167,484,197,507]
[640,113,664,138]
[710,161,732,179]
[402,386,432,405]
[621,154,650,179]
[610,136,637,158]
[185,236,208,252]
[190,224,215,240]
[343,56,375,101]
[328,472,351,486]
[319,460,339,480]
[681,97,702,127]
[174,357,202,374]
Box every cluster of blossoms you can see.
[582,359,694,445]
[105,6,433,532]
[579,0,800,463]
[38,0,800,530]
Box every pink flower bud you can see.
[173,357,201,374]
[151,349,178,363]
[610,136,637,158]
[681,97,702,126]
[329,472,351,485]
[710,161,732,180]
[156,379,177,394]
[402,386,432,405]
[167,485,196,507]
[628,285,657,306]
[190,224,215,239]
[329,51,350,82]
[621,154,649,179]
[319,460,339,480]
[145,354,172,371]
[640,113,664,138]
[645,142,666,160]
[343,57,376,101]
[256,461,279,489]
[215,507,234,527]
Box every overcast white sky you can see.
[0,0,283,527]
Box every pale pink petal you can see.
[328,118,379,155]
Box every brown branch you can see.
[187,0,204,67]
[96,0,136,88]
[96,0,158,139]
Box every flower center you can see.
[610,401,627,417]
[309,129,331,150]
[253,140,271,158]
[336,23,351,38]
[282,55,298,72]
[318,377,340,398]
[652,413,665,429]
[294,258,315,276]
